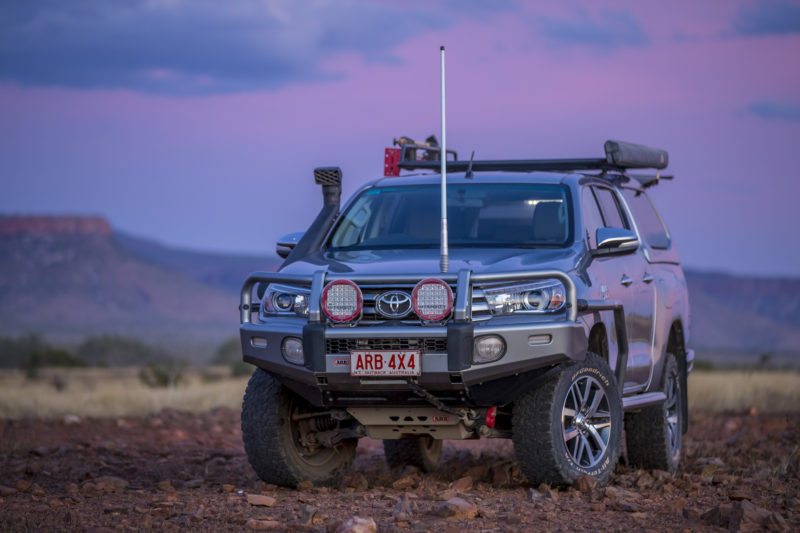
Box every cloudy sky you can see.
[1,0,799,276]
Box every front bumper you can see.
[241,317,587,407]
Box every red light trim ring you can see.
[321,279,363,323]
[412,278,454,321]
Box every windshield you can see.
[329,183,572,250]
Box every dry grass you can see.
[0,367,798,420]
[0,367,250,420]
[688,370,800,413]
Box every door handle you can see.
[620,275,633,287]
[642,273,654,284]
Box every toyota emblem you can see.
[375,290,412,319]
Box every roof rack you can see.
[388,139,668,176]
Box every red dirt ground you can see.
[1,409,797,532]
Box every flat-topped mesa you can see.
[0,216,112,237]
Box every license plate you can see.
[350,350,421,377]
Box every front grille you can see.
[326,338,448,354]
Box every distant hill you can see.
[685,271,800,353]
[0,215,798,364]
[113,231,280,293]
[0,216,278,359]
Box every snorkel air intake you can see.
[281,167,342,267]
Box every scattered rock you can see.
[222,484,235,492]
[299,504,319,526]
[31,483,46,496]
[490,462,513,487]
[246,493,277,507]
[63,414,81,425]
[437,497,478,520]
[15,479,32,492]
[392,493,416,522]
[450,476,473,492]
[245,519,282,530]
[478,506,497,519]
[345,472,369,491]
[0,485,17,496]
[696,457,726,468]
[527,488,544,502]
[701,504,733,528]
[334,516,377,533]
[157,480,172,491]
[667,497,687,514]
[92,476,129,492]
[30,445,50,457]
[538,484,559,501]
[439,489,458,501]
[728,489,752,501]
[652,469,672,482]
[391,475,417,491]
[185,478,204,489]
[730,500,772,531]
[296,480,314,490]
[575,475,597,495]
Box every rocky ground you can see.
[0,408,797,532]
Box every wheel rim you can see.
[562,375,612,469]
[288,400,342,468]
[665,370,680,456]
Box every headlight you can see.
[482,280,565,316]
[262,284,310,317]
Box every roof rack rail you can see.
[393,140,668,174]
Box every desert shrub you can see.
[77,335,162,366]
[692,360,715,371]
[212,337,251,377]
[139,358,187,388]
[1,333,84,370]
[0,334,85,378]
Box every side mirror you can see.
[594,227,639,255]
[276,232,305,259]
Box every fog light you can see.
[473,335,506,364]
[281,337,304,365]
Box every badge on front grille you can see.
[375,290,413,319]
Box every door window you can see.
[623,188,671,249]
[580,187,605,248]
[593,187,629,229]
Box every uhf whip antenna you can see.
[439,45,449,273]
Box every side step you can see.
[622,392,666,411]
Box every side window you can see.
[623,188,671,249]
[593,187,628,229]
[580,187,605,248]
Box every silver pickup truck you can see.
[238,139,693,488]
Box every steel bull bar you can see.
[240,269,578,324]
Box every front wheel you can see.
[241,369,356,487]
[512,352,623,486]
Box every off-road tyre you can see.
[625,353,683,473]
[512,352,623,487]
[383,437,442,472]
[241,369,356,487]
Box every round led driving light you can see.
[281,337,304,364]
[473,335,506,364]
[412,278,454,321]
[321,279,363,322]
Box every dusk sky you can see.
[1,0,799,276]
